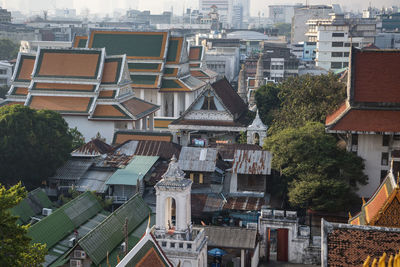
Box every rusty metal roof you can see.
[223,196,265,211]
[72,138,114,157]
[232,149,272,175]
[212,143,262,161]
[202,226,257,250]
[114,140,181,160]
[178,147,218,172]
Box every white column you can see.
[185,92,191,111]
[241,249,245,267]
[140,88,145,100]
[149,113,154,131]
[157,92,162,117]
[173,92,179,118]
[142,116,147,130]
[155,192,165,229]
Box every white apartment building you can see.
[0,61,13,87]
[306,14,376,70]
[199,0,234,27]
[204,47,240,82]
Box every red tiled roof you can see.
[364,184,389,223]
[328,109,400,133]
[353,50,400,103]
[325,101,348,125]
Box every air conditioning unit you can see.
[73,250,86,259]
[42,208,52,216]
[120,242,126,253]
[69,237,76,247]
[70,259,82,267]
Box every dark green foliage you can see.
[271,73,345,133]
[255,83,280,126]
[0,39,19,60]
[273,23,291,39]
[0,182,47,266]
[0,105,72,189]
[69,127,85,150]
[264,122,367,211]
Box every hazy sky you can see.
[72,0,400,15]
[4,0,400,16]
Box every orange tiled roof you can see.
[15,56,35,82]
[325,101,348,125]
[121,97,159,118]
[190,70,208,78]
[32,83,96,91]
[13,87,28,96]
[35,50,101,79]
[365,184,389,223]
[113,132,172,145]
[328,109,400,133]
[28,95,93,113]
[98,90,116,99]
[92,104,130,119]
[136,247,166,267]
[189,46,202,61]
[352,50,400,103]
[101,58,121,84]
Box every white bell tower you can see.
[247,109,268,145]
[154,155,208,267]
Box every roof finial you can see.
[391,159,394,173]
[397,172,400,188]
[348,211,352,219]
[362,197,366,205]
[145,213,151,234]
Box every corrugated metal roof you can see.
[223,196,265,211]
[114,140,181,160]
[106,156,159,186]
[232,150,272,175]
[212,143,262,161]
[77,194,151,265]
[76,170,112,193]
[202,226,257,249]
[71,138,114,157]
[178,147,217,172]
[27,192,103,249]
[50,158,94,180]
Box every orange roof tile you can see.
[154,119,173,128]
[98,90,116,99]
[353,50,400,103]
[113,132,172,145]
[189,47,202,61]
[28,96,93,113]
[190,70,208,78]
[101,60,119,84]
[32,83,95,91]
[16,56,35,82]
[365,184,389,223]
[189,63,201,68]
[92,104,129,119]
[329,109,400,133]
[35,50,101,79]
[136,247,166,267]
[121,97,158,118]
[13,87,28,96]
[325,101,348,125]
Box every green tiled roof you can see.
[11,188,53,225]
[106,156,159,186]
[166,39,179,63]
[77,194,151,265]
[164,68,176,75]
[130,75,158,85]
[128,63,160,71]
[27,192,102,249]
[77,38,87,48]
[90,32,166,59]
[161,79,182,89]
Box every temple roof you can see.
[32,48,104,81]
[12,53,36,83]
[349,169,399,227]
[27,95,95,115]
[326,48,400,134]
[72,35,88,48]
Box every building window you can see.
[383,135,390,146]
[332,42,344,47]
[344,52,350,57]
[381,152,389,166]
[343,62,349,67]
[344,43,351,47]
[331,62,342,69]
[170,243,175,248]
[332,52,343,57]
[190,173,194,181]
[199,173,204,184]
[0,69,6,74]
[352,134,358,146]
[394,135,400,141]
[332,32,345,37]
[187,244,192,249]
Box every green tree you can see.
[264,122,367,211]
[270,73,345,133]
[0,105,72,189]
[254,83,281,126]
[0,182,47,266]
[69,127,85,150]
[273,23,291,39]
[0,39,19,60]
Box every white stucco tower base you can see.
[247,109,268,146]
[154,155,208,267]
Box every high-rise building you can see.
[199,0,233,27]
[268,4,303,24]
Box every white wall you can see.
[357,134,389,197]
[63,115,115,144]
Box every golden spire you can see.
[397,172,400,188]
[362,197,366,205]
[348,212,352,219]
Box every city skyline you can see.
[2,0,400,16]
